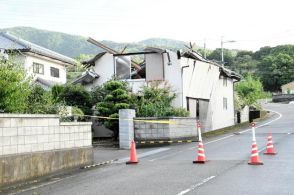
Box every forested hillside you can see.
[3,27,187,58]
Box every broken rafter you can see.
[87,37,141,70]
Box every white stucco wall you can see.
[126,79,146,93]
[85,53,114,90]
[181,57,195,110]
[9,55,26,66]
[24,54,67,84]
[240,105,249,123]
[180,58,235,131]
[210,77,235,130]
[163,52,183,108]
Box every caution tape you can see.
[136,140,196,144]
[72,114,177,124]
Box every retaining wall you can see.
[0,114,93,187]
[272,94,294,102]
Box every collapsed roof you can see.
[179,50,241,81]
[80,44,241,82]
[72,69,100,85]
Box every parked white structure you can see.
[0,32,76,88]
[281,81,294,94]
[74,47,241,131]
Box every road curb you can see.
[81,160,117,169]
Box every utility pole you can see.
[203,38,206,58]
[221,36,236,66]
[221,36,224,62]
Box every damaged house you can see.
[73,38,241,132]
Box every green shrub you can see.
[72,106,84,121]
[96,80,131,140]
[90,85,107,105]
[235,74,267,109]
[51,85,65,102]
[0,59,31,113]
[133,82,189,117]
[26,85,58,114]
[58,84,92,115]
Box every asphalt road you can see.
[10,103,294,195]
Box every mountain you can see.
[2,27,188,58]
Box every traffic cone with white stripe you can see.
[126,140,138,164]
[264,132,277,155]
[248,123,263,165]
[248,141,263,165]
[193,121,206,164]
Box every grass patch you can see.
[203,122,250,138]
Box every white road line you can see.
[188,109,282,150]
[149,150,184,162]
[188,135,235,150]
[239,109,282,134]
[116,148,170,163]
[152,109,282,161]
[11,176,75,195]
[258,146,267,153]
[204,135,235,145]
[177,175,216,195]
[12,148,171,194]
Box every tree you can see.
[235,75,266,109]
[58,84,92,115]
[0,59,31,113]
[90,85,108,105]
[26,85,58,114]
[51,85,65,103]
[133,82,189,117]
[258,53,294,91]
[96,80,131,140]
[207,48,235,68]
[233,51,258,75]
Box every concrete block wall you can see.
[134,117,197,141]
[0,114,93,186]
[0,114,92,156]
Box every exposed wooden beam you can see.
[87,37,141,70]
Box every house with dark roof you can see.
[73,46,242,131]
[0,32,76,88]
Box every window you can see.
[114,56,131,79]
[223,97,228,110]
[223,77,227,86]
[33,62,44,74]
[50,67,60,78]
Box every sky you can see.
[1,0,294,51]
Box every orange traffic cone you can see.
[126,140,138,164]
[264,132,277,155]
[193,141,206,163]
[248,141,263,165]
[193,121,206,164]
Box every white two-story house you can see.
[0,32,76,88]
[73,47,241,132]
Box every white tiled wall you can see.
[0,114,92,156]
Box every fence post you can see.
[119,109,136,149]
